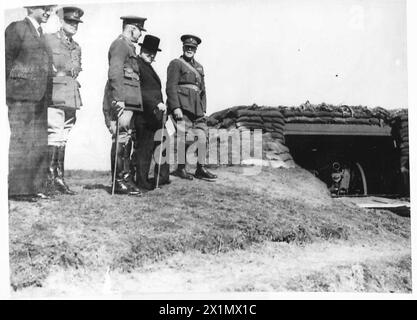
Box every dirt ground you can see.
[8,166,411,297]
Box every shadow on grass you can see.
[83,183,112,194]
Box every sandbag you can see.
[263,122,284,130]
[400,127,409,137]
[236,110,264,117]
[278,152,293,162]
[220,117,234,127]
[345,118,372,125]
[236,122,264,129]
[260,110,284,118]
[236,115,263,123]
[263,117,285,126]
[368,118,381,126]
[263,140,290,154]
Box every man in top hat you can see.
[166,34,217,180]
[5,5,56,199]
[133,35,170,190]
[44,6,84,195]
[102,16,146,195]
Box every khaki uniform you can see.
[166,56,209,165]
[44,29,82,147]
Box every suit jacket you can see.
[137,57,164,130]
[5,17,51,102]
[166,56,206,117]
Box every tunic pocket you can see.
[51,76,81,109]
[123,78,143,109]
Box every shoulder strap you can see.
[178,57,201,81]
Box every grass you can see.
[8,166,411,291]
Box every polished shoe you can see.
[112,179,131,195]
[123,174,142,195]
[36,192,51,199]
[195,165,217,180]
[173,167,194,180]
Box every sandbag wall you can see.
[390,110,409,169]
[398,112,409,164]
[207,105,295,168]
[280,102,392,126]
[389,110,409,196]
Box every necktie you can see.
[37,26,43,37]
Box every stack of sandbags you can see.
[206,105,293,168]
[234,108,285,141]
[399,113,409,159]
[280,102,392,126]
[390,109,409,162]
[262,132,295,168]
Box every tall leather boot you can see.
[45,145,58,195]
[111,141,141,195]
[55,146,76,195]
[123,139,141,194]
[195,163,217,180]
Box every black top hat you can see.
[120,15,147,32]
[139,35,162,52]
[63,6,84,23]
[180,34,201,47]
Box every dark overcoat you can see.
[136,56,164,130]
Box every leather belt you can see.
[179,83,200,92]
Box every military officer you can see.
[103,16,146,195]
[6,5,55,199]
[166,34,217,180]
[134,35,170,190]
[44,6,84,195]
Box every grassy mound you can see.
[9,167,410,290]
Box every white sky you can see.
[1,0,409,171]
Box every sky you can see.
[1,0,409,171]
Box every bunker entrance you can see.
[285,134,402,197]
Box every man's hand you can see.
[173,108,183,120]
[112,101,126,118]
[157,102,167,113]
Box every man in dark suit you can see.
[5,5,55,198]
[102,16,146,195]
[133,35,170,190]
[166,34,217,181]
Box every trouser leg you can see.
[135,120,156,190]
[8,98,48,196]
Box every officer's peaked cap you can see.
[121,16,147,32]
[63,6,84,23]
[24,5,56,9]
[181,34,201,47]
